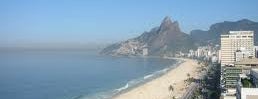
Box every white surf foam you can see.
[74,58,183,99]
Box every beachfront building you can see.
[225,57,258,87]
[234,58,258,75]
[220,31,255,97]
[220,31,254,66]
[224,65,242,89]
[222,57,258,98]
[187,49,195,58]
[194,46,219,61]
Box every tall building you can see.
[220,31,255,98]
[220,31,254,66]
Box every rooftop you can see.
[229,31,254,34]
[234,57,258,65]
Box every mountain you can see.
[190,19,258,45]
[100,16,195,56]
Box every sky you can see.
[1,0,258,48]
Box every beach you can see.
[113,58,200,99]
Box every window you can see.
[221,36,229,38]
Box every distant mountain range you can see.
[190,19,258,45]
[101,17,258,56]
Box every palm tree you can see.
[187,73,190,77]
[187,73,191,79]
[168,85,174,99]
[186,73,191,86]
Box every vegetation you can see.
[192,87,201,99]
[241,78,254,88]
[184,73,195,86]
[187,73,190,78]
[168,85,174,99]
[191,59,221,99]
[202,63,221,99]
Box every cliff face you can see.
[190,19,258,45]
[100,17,195,56]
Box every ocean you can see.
[0,50,179,99]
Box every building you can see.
[236,70,258,99]
[187,49,195,58]
[234,58,258,75]
[222,57,258,98]
[224,65,242,89]
[211,55,218,63]
[142,48,148,56]
[236,78,258,99]
[195,46,217,60]
[235,49,251,62]
[221,31,254,66]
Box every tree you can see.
[168,85,174,99]
[187,73,191,79]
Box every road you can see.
[181,83,198,99]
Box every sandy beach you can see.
[113,58,200,99]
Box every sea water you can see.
[0,50,179,99]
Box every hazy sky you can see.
[1,0,258,47]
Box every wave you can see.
[73,59,183,99]
[111,59,183,95]
[115,83,129,92]
[144,73,154,79]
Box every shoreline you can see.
[112,58,200,99]
[110,58,184,97]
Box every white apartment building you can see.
[220,31,254,66]
[142,48,148,56]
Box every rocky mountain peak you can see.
[161,16,173,24]
[101,16,194,56]
[160,16,180,32]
